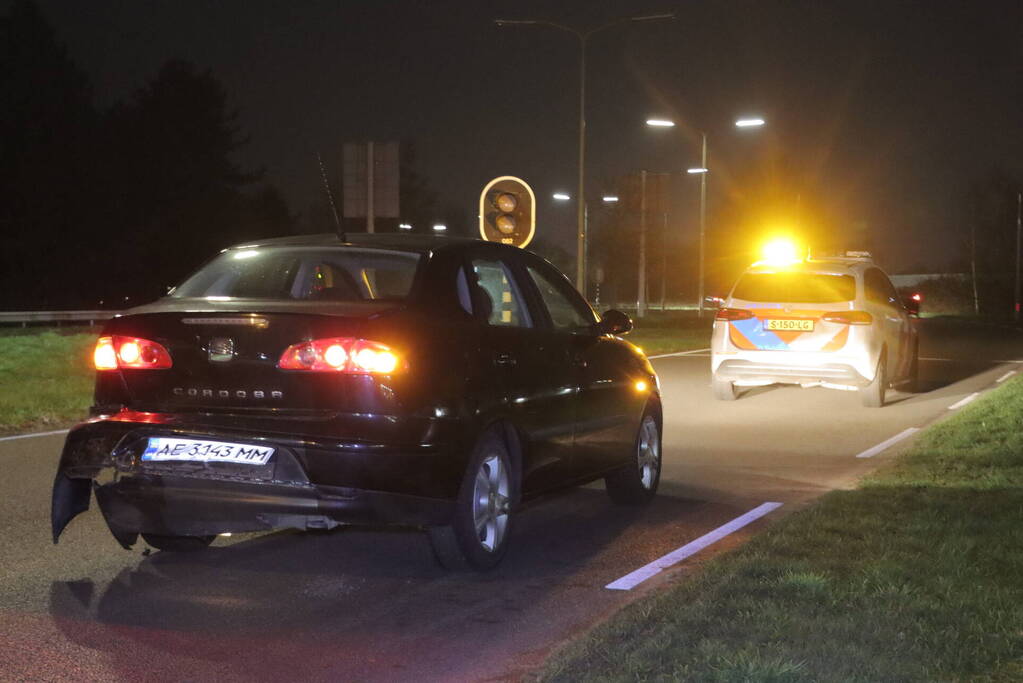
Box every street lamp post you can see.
[695,134,707,317]
[495,12,674,292]
[647,117,764,317]
[553,192,619,298]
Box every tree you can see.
[102,59,282,301]
[0,0,99,308]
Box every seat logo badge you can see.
[208,337,235,362]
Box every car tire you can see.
[140,532,215,552]
[605,408,661,504]
[860,352,887,408]
[712,376,738,401]
[428,428,519,571]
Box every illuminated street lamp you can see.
[398,223,412,231]
[551,192,622,298]
[646,116,766,316]
[432,224,447,232]
[495,11,675,291]
[735,118,766,128]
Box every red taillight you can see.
[94,335,173,370]
[278,338,400,374]
[715,307,754,321]
[822,311,873,325]
[911,293,922,302]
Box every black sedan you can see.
[51,233,662,570]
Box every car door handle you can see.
[494,353,517,367]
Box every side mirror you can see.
[703,295,724,309]
[598,309,633,335]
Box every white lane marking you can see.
[648,348,711,359]
[0,429,69,443]
[948,392,980,410]
[854,427,920,459]
[996,370,1017,383]
[605,502,783,591]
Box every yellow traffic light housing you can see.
[479,176,535,247]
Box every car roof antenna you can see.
[316,151,345,242]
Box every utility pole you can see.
[365,141,375,233]
[971,222,980,316]
[660,212,668,311]
[697,133,708,318]
[1015,191,1021,323]
[637,170,647,317]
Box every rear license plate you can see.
[141,437,274,466]
[765,319,814,331]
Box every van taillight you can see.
[278,338,399,374]
[94,336,173,370]
[715,308,754,321]
[822,311,873,325]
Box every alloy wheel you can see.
[637,416,660,489]
[472,453,510,552]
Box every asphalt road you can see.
[2,318,1021,682]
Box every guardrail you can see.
[0,310,121,327]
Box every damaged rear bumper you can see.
[52,411,460,548]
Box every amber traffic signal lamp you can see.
[479,176,535,248]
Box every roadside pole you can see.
[637,170,647,317]
[971,222,979,315]
[1015,191,1021,323]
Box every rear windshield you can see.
[731,272,856,303]
[171,247,422,301]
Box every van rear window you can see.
[731,273,856,303]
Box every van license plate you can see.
[141,437,274,466]
[765,319,814,331]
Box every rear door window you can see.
[865,268,900,306]
[469,258,532,327]
[731,272,856,303]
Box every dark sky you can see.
[25,0,1023,272]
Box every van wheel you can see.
[861,352,887,407]
[712,376,738,401]
[140,533,215,552]
[605,409,661,504]
[428,429,519,571]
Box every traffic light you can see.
[479,176,535,248]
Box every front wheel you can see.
[140,532,215,552]
[860,352,887,408]
[428,429,519,571]
[605,410,661,504]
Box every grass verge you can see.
[542,378,1023,682]
[0,329,96,435]
[626,311,713,356]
